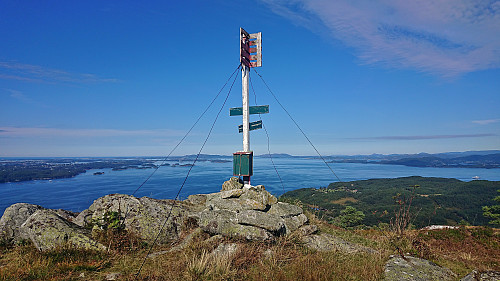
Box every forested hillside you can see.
[282,176,500,227]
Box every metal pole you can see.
[242,64,250,152]
[242,64,251,185]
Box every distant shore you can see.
[1,150,499,183]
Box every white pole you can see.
[242,64,250,152]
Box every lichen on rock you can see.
[194,178,309,240]
[460,270,500,281]
[0,203,45,243]
[302,233,376,254]
[0,177,311,249]
[221,177,244,191]
[19,209,105,251]
[82,194,203,244]
[384,255,456,281]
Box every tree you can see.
[336,206,365,227]
[483,189,500,226]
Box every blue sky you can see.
[1,0,499,157]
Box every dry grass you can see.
[331,197,359,205]
[0,227,385,281]
[414,226,500,277]
[361,226,500,278]
[0,242,109,280]
[1,221,498,280]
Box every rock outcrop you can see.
[194,178,307,240]
[384,255,456,281]
[76,194,203,244]
[0,203,45,243]
[302,233,376,254]
[0,177,309,250]
[460,270,500,281]
[19,209,105,251]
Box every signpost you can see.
[230,105,269,116]
[232,28,265,185]
[238,120,263,133]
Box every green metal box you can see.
[233,151,253,177]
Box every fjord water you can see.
[1,158,500,214]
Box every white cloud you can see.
[351,133,496,140]
[4,88,49,107]
[7,89,30,101]
[262,0,500,76]
[0,127,183,138]
[472,119,500,125]
[0,61,118,84]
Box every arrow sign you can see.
[230,105,269,116]
[239,120,263,133]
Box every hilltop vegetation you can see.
[1,178,499,280]
[1,211,498,280]
[282,176,500,227]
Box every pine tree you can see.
[482,189,500,226]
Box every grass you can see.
[331,197,359,205]
[1,219,498,280]
[360,225,500,278]
[415,226,500,276]
[0,242,109,280]
[127,233,385,281]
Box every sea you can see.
[1,158,500,215]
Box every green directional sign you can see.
[238,120,263,133]
[230,105,269,116]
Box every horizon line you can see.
[1,149,499,159]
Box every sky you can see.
[1,0,499,157]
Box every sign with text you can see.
[240,28,262,68]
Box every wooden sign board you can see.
[240,28,251,68]
[240,27,262,68]
[249,32,262,67]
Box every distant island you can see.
[0,156,229,183]
[0,158,156,183]
[1,150,499,183]
[325,151,500,169]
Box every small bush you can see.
[91,211,124,231]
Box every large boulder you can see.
[221,177,244,191]
[239,186,278,206]
[199,209,238,228]
[384,255,456,281]
[0,203,45,243]
[79,194,203,244]
[206,196,268,211]
[193,178,308,240]
[268,202,308,233]
[268,202,303,218]
[284,214,309,233]
[185,194,208,205]
[205,219,273,241]
[1,178,309,248]
[197,209,273,240]
[236,210,286,234]
[19,209,105,251]
[460,270,500,281]
[205,181,278,212]
[303,233,376,254]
